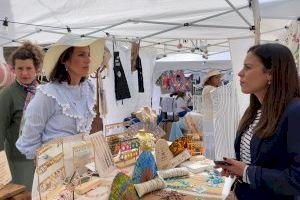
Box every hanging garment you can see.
[136,56,144,93]
[113,51,131,101]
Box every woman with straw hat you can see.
[16,34,104,159]
[201,69,223,160]
[201,69,223,115]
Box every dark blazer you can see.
[234,99,300,200]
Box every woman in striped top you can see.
[215,43,300,200]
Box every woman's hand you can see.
[215,157,247,177]
[220,168,235,178]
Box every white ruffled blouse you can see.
[16,80,96,159]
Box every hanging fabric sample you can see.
[113,51,131,101]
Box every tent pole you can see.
[83,20,131,37]
[139,5,249,39]
[190,5,248,24]
[132,19,249,30]
[41,29,68,35]
[208,50,229,56]
[141,39,178,48]
[250,0,261,44]
[0,30,40,46]
[0,35,13,42]
[139,26,182,40]
[225,0,252,27]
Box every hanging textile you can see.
[279,20,300,67]
[131,42,140,72]
[113,51,131,101]
[136,56,144,93]
[131,41,144,93]
[210,82,239,160]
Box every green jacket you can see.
[0,81,27,160]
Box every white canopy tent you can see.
[153,52,232,82]
[0,0,299,123]
[0,0,298,52]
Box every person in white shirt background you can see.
[175,91,191,118]
[201,69,223,160]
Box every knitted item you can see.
[132,151,158,184]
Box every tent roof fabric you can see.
[0,0,299,55]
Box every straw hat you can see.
[43,33,105,78]
[201,69,223,87]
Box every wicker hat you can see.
[43,33,105,78]
[201,69,223,87]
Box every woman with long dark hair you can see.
[216,43,300,200]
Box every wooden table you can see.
[0,184,31,200]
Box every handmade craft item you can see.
[134,177,166,198]
[155,139,191,170]
[136,129,155,151]
[187,141,205,156]
[132,151,158,184]
[117,138,140,166]
[85,132,116,177]
[108,172,139,200]
[206,170,224,187]
[74,177,102,195]
[169,149,191,169]
[158,167,189,179]
[127,121,166,139]
[155,139,174,170]
[104,121,135,156]
[169,136,188,156]
[72,142,94,173]
[149,190,187,200]
[104,121,131,136]
[134,106,157,123]
[36,134,102,200]
[36,138,66,200]
[54,187,73,200]
[180,158,214,174]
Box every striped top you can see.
[240,110,262,165]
